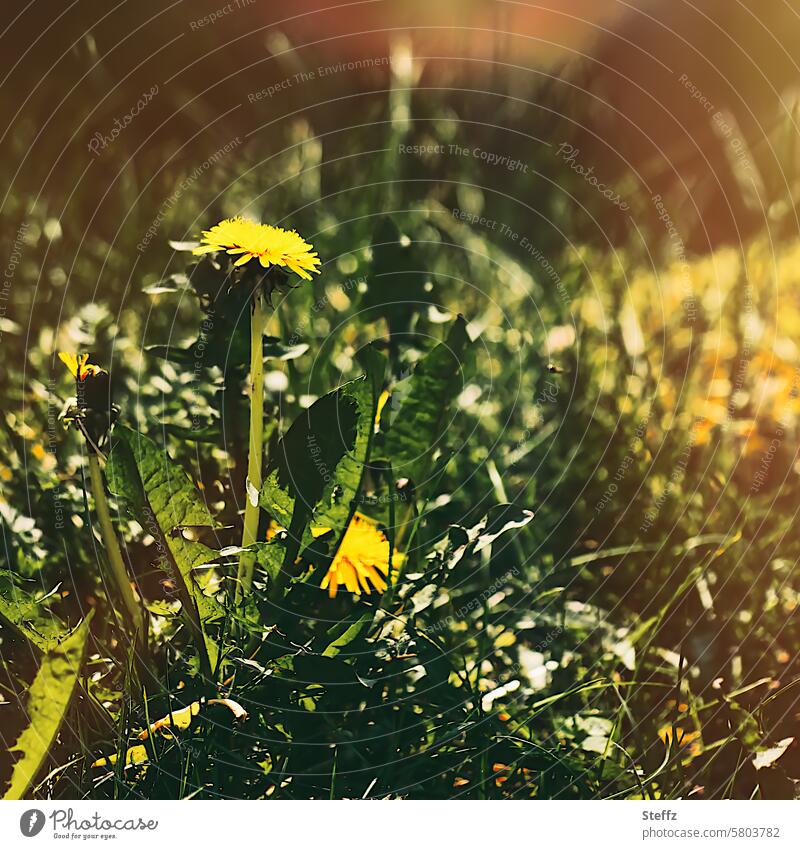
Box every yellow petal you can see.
[58,352,79,378]
[341,562,360,595]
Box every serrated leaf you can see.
[265,390,359,517]
[3,613,93,800]
[248,540,288,588]
[107,425,219,530]
[310,347,385,540]
[106,425,222,677]
[322,611,374,658]
[382,316,472,487]
[0,571,65,652]
[260,346,385,561]
[442,503,534,570]
[260,468,296,528]
[473,504,535,553]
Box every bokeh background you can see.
[4,0,800,799]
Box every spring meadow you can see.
[3,1,800,826]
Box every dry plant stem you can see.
[87,452,145,638]
[236,291,267,603]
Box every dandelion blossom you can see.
[58,352,106,381]
[192,216,321,279]
[320,513,402,598]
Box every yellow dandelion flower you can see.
[58,352,106,381]
[320,512,403,598]
[192,216,321,280]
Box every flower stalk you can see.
[236,290,268,603]
[190,216,321,606]
[87,451,145,638]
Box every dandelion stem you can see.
[87,452,145,638]
[236,291,267,603]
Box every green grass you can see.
[2,42,800,801]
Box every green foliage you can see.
[4,57,800,802]
[3,614,92,800]
[0,571,65,652]
[381,315,472,487]
[106,425,222,676]
[260,347,385,568]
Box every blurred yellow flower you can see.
[192,216,321,279]
[692,417,715,447]
[58,352,106,381]
[658,725,702,757]
[320,512,402,598]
